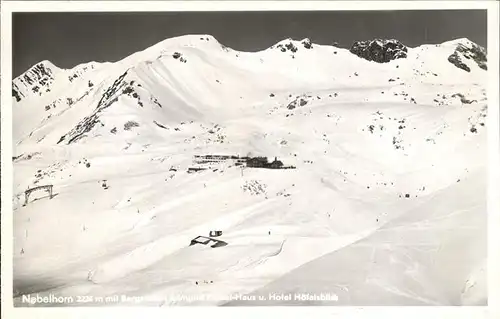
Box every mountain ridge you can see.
[12,34,487,147]
[13,35,485,83]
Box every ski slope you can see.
[12,35,487,306]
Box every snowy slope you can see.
[12,35,487,306]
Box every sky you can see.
[13,10,487,77]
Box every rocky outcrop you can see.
[302,38,313,49]
[274,38,313,53]
[448,53,470,72]
[350,39,408,63]
[172,52,187,63]
[57,71,129,144]
[12,62,57,102]
[276,41,298,53]
[448,43,487,72]
[13,61,99,103]
[287,95,309,110]
[12,84,23,102]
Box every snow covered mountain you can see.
[12,35,487,306]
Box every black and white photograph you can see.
[1,0,499,313]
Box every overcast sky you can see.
[13,10,487,77]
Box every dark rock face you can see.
[13,61,97,103]
[12,86,22,102]
[276,41,298,53]
[448,43,487,72]
[302,38,312,49]
[58,71,129,145]
[25,63,54,86]
[172,52,187,63]
[13,62,55,102]
[350,39,408,63]
[448,52,471,72]
[285,43,298,52]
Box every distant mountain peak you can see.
[15,60,59,83]
[12,59,106,104]
[12,60,61,102]
[441,37,478,48]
